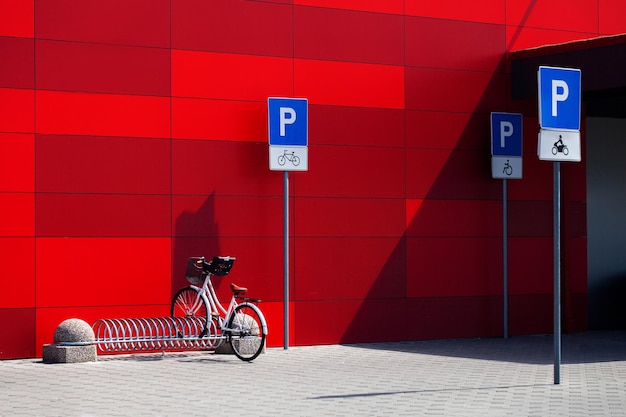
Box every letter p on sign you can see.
[538,66,581,131]
[268,97,308,147]
[551,79,569,117]
[279,107,296,136]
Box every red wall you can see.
[1,0,624,359]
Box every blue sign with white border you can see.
[268,97,308,147]
[491,112,523,157]
[538,66,581,131]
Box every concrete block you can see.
[42,318,97,363]
[43,344,97,364]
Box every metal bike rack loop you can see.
[92,317,224,353]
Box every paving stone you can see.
[1,331,626,416]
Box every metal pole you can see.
[503,179,508,339]
[554,161,561,385]
[283,170,289,350]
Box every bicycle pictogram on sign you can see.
[277,150,300,167]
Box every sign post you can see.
[537,66,581,385]
[268,97,309,350]
[491,112,523,339]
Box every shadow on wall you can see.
[171,192,221,296]
[341,58,578,343]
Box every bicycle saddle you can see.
[230,283,247,295]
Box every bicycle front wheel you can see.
[171,287,209,336]
[227,304,266,361]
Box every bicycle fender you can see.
[242,302,268,336]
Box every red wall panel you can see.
[294,6,404,65]
[405,67,506,113]
[507,155,553,201]
[567,237,588,294]
[36,238,171,307]
[509,237,553,295]
[406,0,505,24]
[0,238,34,308]
[406,17,505,73]
[295,59,404,109]
[295,299,406,345]
[405,149,449,199]
[213,237,284,303]
[171,236,283,302]
[509,294,552,335]
[294,198,405,237]
[36,91,170,138]
[406,149,501,200]
[406,111,487,151]
[406,296,502,340]
[599,0,626,35]
[0,308,35,359]
[295,237,405,300]
[172,139,280,196]
[0,37,34,89]
[295,146,406,198]
[35,135,170,194]
[407,237,502,297]
[406,200,501,238]
[294,0,403,14]
[0,88,33,133]
[172,98,265,142]
[0,0,34,38]
[508,200,552,237]
[0,193,33,236]
[35,0,170,47]
[506,0,598,33]
[173,195,282,237]
[172,50,293,101]
[0,133,33,192]
[172,0,292,57]
[36,40,170,96]
[36,194,171,237]
[310,105,404,147]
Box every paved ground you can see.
[1,331,626,416]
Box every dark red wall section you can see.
[1,0,615,358]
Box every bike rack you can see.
[92,317,226,353]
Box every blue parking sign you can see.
[268,97,308,147]
[538,66,581,131]
[491,112,522,157]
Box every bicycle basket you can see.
[207,256,235,276]
[185,257,207,285]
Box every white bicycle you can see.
[171,256,268,361]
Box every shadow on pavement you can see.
[342,331,626,365]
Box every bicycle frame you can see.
[190,274,268,336]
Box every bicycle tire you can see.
[171,287,210,336]
[227,304,266,361]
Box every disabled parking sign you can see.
[491,112,522,179]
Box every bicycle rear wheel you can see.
[171,287,209,336]
[227,304,266,361]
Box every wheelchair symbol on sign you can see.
[277,150,300,167]
[503,159,513,176]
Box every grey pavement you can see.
[2,331,626,416]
